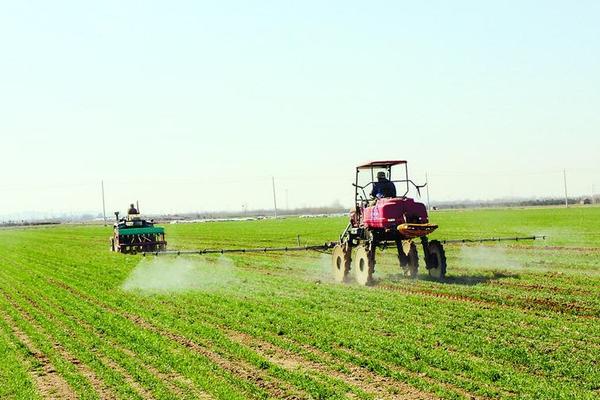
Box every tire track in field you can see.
[377,284,598,319]
[47,278,307,399]
[487,280,595,296]
[0,296,77,399]
[225,329,439,400]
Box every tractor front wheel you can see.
[398,241,418,278]
[405,242,419,278]
[426,240,447,279]
[354,245,375,286]
[332,244,351,283]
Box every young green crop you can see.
[0,205,598,399]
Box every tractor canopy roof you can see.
[357,160,407,169]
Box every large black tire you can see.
[398,241,418,278]
[332,244,351,283]
[406,242,419,278]
[426,240,447,279]
[354,245,375,286]
[398,242,409,267]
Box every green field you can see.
[0,206,598,399]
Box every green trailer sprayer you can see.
[111,211,167,254]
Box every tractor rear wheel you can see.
[354,245,375,286]
[426,240,446,279]
[332,244,351,283]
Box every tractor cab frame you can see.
[353,160,425,206]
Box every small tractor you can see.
[332,160,445,285]
[110,210,167,254]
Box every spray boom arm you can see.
[143,236,545,257]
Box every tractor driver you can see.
[128,203,139,215]
[371,171,397,199]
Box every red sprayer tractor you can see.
[332,160,444,285]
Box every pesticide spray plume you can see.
[458,245,523,271]
[122,255,239,294]
[277,253,338,284]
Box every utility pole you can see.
[101,180,107,226]
[425,172,431,211]
[563,169,568,208]
[272,177,278,218]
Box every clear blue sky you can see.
[1,1,599,216]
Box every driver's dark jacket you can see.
[371,178,397,198]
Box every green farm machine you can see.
[110,210,167,254]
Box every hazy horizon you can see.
[1,1,599,216]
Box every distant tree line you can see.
[432,195,598,210]
[157,205,348,220]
